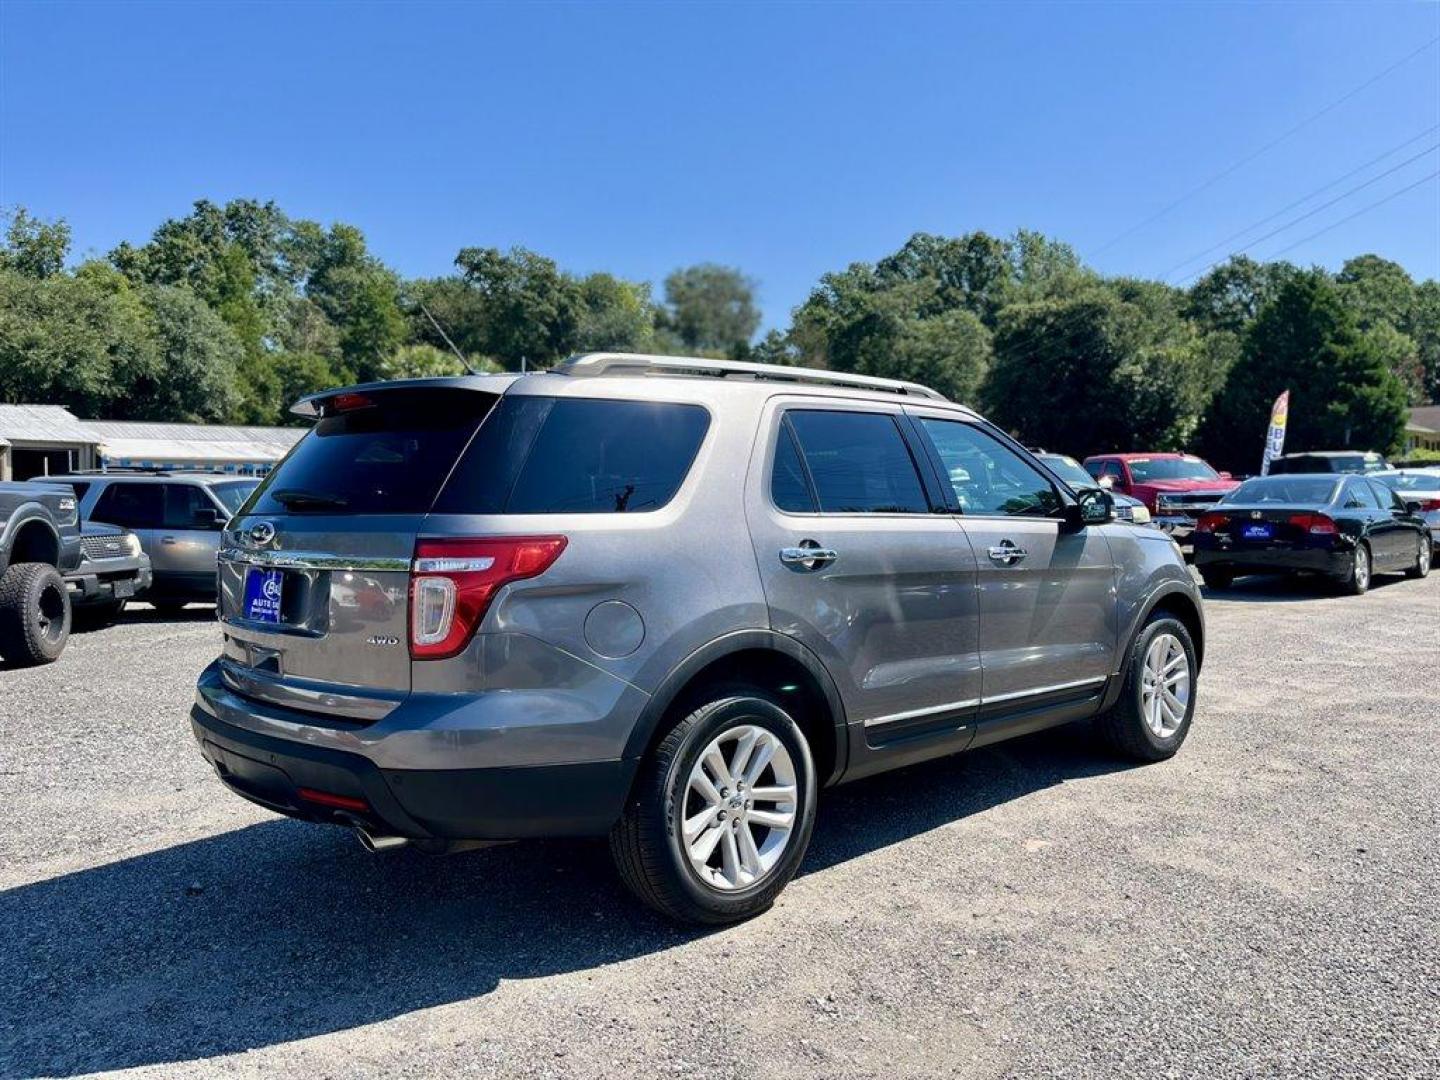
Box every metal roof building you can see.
[84,420,304,474]
[0,404,100,480]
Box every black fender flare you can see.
[621,628,850,786]
[0,506,62,572]
[1100,581,1206,712]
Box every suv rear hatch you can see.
[217,382,509,721]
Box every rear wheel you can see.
[1405,534,1431,579]
[1093,613,1197,762]
[610,689,817,924]
[0,562,71,666]
[1342,543,1371,595]
[1199,568,1233,590]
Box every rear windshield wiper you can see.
[271,488,349,510]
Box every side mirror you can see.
[1404,500,1423,514]
[1065,487,1114,530]
[192,508,222,529]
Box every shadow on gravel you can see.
[1202,572,1411,603]
[0,721,1128,1077]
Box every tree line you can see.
[1,200,1435,472]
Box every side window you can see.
[916,419,1062,517]
[1369,480,1404,511]
[785,410,929,514]
[164,484,215,528]
[91,483,163,529]
[436,397,710,514]
[770,422,818,513]
[1344,480,1379,509]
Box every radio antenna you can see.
[418,303,479,376]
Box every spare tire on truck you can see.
[0,562,71,667]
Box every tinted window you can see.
[1369,480,1405,511]
[92,483,163,529]
[437,397,709,514]
[918,419,1061,517]
[1343,480,1381,509]
[771,422,818,513]
[1225,477,1338,504]
[248,389,498,515]
[785,411,929,514]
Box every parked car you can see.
[1032,452,1152,524]
[64,522,154,627]
[190,353,1205,925]
[1082,453,1239,541]
[1265,450,1390,475]
[0,480,81,666]
[1376,469,1440,549]
[1192,473,1430,594]
[49,472,259,613]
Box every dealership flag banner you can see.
[1260,390,1290,476]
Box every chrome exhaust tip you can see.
[355,827,409,854]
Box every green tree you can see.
[1198,270,1409,472]
[0,207,71,279]
[574,272,657,353]
[453,246,582,368]
[1184,256,1298,336]
[1409,280,1440,403]
[660,263,760,354]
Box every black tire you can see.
[0,562,71,667]
[1404,533,1431,579]
[148,599,190,616]
[73,599,126,630]
[1341,542,1371,596]
[610,688,818,925]
[1199,568,1233,590]
[1093,613,1197,762]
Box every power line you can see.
[1087,35,1440,259]
[1175,142,1440,284]
[1266,168,1440,259]
[1159,124,1440,281]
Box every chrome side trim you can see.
[864,697,980,729]
[862,675,1108,729]
[980,675,1107,706]
[218,547,410,572]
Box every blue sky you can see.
[2,1,1437,330]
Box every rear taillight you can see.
[409,536,567,660]
[1288,512,1338,535]
[1196,512,1227,533]
[1418,498,1440,512]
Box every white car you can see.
[1379,469,1440,548]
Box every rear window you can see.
[1224,477,1338,504]
[246,389,498,515]
[435,397,710,514]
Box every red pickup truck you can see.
[1082,453,1239,541]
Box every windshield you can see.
[209,480,258,515]
[1127,457,1220,483]
[1037,454,1095,489]
[1223,476,1339,504]
[1379,472,1440,492]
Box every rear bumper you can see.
[1193,545,1351,577]
[190,666,638,840]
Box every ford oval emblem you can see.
[249,521,277,547]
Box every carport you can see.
[0,404,101,480]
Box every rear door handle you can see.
[987,541,1028,565]
[780,543,838,570]
[161,536,178,545]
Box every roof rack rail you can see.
[556,352,948,401]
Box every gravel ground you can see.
[2,573,1437,1080]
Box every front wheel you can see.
[1405,534,1431,579]
[610,689,817,925]
[1093,613,1197,762]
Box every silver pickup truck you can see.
[0,481,82,666]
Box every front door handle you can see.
[780,541,838,571]
[160,536,178,545]
[987,541,1028,565]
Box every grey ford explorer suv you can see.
[191,353,1205,924]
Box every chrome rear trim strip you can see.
[864,697,980,729]
[979,675,1107,706]
[218,547,410,572]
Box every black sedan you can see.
[1192,473,1431,594]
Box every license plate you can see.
[244,568,284,623]
[114,579,135,599]
[1242,523,1274,541]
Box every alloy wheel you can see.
[1354,546,1370,591]
[1139,632,1190,739]
[680,724,798,891]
